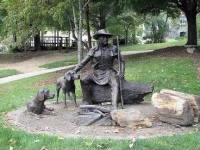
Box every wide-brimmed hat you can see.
[93,29,112,40]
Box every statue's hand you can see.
[118,72,124,79]
[67,70,80,80]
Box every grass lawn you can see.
[39,54,77,69]
[0,56,199,150]
[39,38,186,69]
[39,60,77,69]
[121,38,186,51]
[0,69,19,78]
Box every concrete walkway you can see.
[122,50,154,55]
[0,65,75,84]
[0,50,154,85]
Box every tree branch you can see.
[82,0,90,11]
[172,0,185,11]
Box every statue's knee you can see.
[111,79,118,87]
[80,79,90,85]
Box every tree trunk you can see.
[57,30,60,49]
[78,0,83,62]
[12,33,17,42]
[85,2,92,49]
[125,29,128,45]
[185,11,197,45]
[68,27,71,48]
[125,24,131,45]
[96,8,106,30]
[99,14,106,29]
[72,1,80,63]
[132,24,137,44]
[54,29,56,48]
[34,33,41,51]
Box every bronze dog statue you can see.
[56,71,77,107]
[27,88,55,114]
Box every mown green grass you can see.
[39,60,76,69]
[121,38,186,51]
[39,38,186,69]
[0,126,132,150]
[0,69,19,78]
[125,57,199,95]
[39,55,77,69]
[0,56,199,150]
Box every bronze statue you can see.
[72,29,125,109]
[56,71,77,107]
[70,29,153,110]
[27,88,55,114]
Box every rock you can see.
[185,45,196,54]
[110,109,152,129]
[160,89,200,122]
[152,92,194,126]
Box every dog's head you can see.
[64,71,74,81]
[37,88,55,101]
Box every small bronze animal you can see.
[27,88,55,114]
[56,71,77,107]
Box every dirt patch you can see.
[6,102,195,140]
[0,51,74,73]
[125,46,192,60]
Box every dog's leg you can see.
[66,92,71,106]
[64,93,67,107]
[56,88,60,104]
[72,92,78,107]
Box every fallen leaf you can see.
[33,139,40,143]
[75,129,81,134]
[129,143,134,149]
[57,136,64,140]
[11,128,15,131]
[104,130,110,133]
[113,129,119,133]
[9,139,16,145]
[9,146,13,150]
[84,141,93,147]
[132,137,136,143]
[40,146,48,150]
[96,144,103,148]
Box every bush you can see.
[0,44,8,53]
[8,44,23,53]
[145,16,169,43]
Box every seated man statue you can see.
[72,29,125,109]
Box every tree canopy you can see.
[125,0,200,45]
[0,0,199,51]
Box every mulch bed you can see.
[6,101,196,140]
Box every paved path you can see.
[0,50,154,84]
[0,65,75,84]
[122,50,154,55]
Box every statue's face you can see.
[98,36,109,46]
